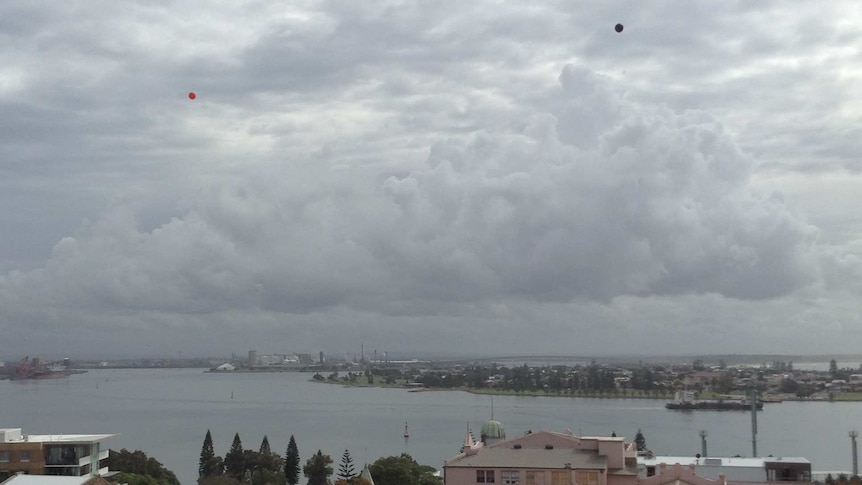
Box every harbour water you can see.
[1,368,860,485]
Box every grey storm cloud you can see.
[1,67,819,317]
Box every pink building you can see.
[444,428,640,485]
[443,423,810,485]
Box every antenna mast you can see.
[851,430,859,476]
[750,388,758,457]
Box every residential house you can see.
[444,427,639,485]
[443,422,811,485]
[0,429,115,481]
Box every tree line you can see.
[104,427,645,485]
[105,449,181,485]
[198,430,441,485]
[419,362,663,394]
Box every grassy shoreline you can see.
[314,378,862,402]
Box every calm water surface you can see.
[1,369,859,485]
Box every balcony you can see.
[44,445,91,467]
[44,455,79,466]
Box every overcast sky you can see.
[1,0,861,360]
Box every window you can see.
[19,451,30,462]
[526,471,541,485]
[576,470,599,485]
[502,470,521,484]
[551,471,568,485]
[0,451,9,463]
[478,470,497,483]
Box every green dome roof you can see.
[481,419,506,439]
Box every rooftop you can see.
[26,434,117,444]
[0,476,98,485]
[640,456,812,467]
[446,447,608,469]
[0,429,117,444]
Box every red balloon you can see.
[188,92,196,100]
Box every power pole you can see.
[699,430,708,458]
[851,430,859,477]
[751,388,758,457]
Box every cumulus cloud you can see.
[378,66,818,302]
[0,66,820,326]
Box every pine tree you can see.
[199,430,215,479]
[634,429,647,451]
[224,433,245,479]
[197,430,224,481]
[303,450,333,485]
[284,435,300,485]
[337,450,356,481]
[260,435,271,455]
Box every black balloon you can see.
[615,23,624,33]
